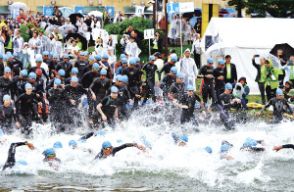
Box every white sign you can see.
[179,2,194,13]
[144,29,155,40]
[135,6,145,16]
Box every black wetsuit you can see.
[0,104,17,134]
[217,93,238,130]
[263,98,293,123]
[94,143,137,159]
[0,76,13,99]
[15,93,38,135]
[213,67,226,100]
[117,85,131,119]
[56,61,72,78]
[75,60,89,78]
[142,63,158,102]
[100,95,118,126]
[160,74,176,96]
[281,144,294,150]
[81,71,99,89]
[2,142,27,171]
[169,82,185,100]
[199,65,217,104]
[179,93,201,125]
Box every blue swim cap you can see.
[68,140,78,148]
[187,85,194,91]
[276,88,283,95]
[95,54,101,61]
[207,58,214,64]
[204,146,213,154]
[20,69,28,77]
[71,67,79,74]
[16,160,28,166]
[102,53,109,59]
[225,83,233,90]
[92,63,100,71]
[58,69,66,77]
[4,66,11,73]
[89,55,95,61]
[63,54,69,59]
[111,86,119,93]
[176,72,185,79]
[220,141,233,153]
[120,54,126,60]
[179,135,189,143]
[3,94,11,101]
[25,83,33,90]
[29,72,37,80]
[218,58,225,65]
[243,137,258,148]
[53,141,63,149]
[35,57,43,63]
[71,76,79,83]
[102,141,112,149]
[170,66,177,74]
[42,51,49,56]
[54,78,62,86]
[121,75,128,84]
[129,57,137,65]
[121,58,128,64]
[100,68,107,75]
[149,55,156,62]
[43,148,56,157]
[170,54,178,62]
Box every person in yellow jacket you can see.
[264,60,282,101]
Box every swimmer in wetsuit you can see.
[94,141,145,159]
[2,141,34,171]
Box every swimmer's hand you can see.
[135,144,146,151]
[26,142,35,150]
[273,145,283,152]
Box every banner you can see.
[105,6,115,18]
[135,6,145,16]
[43,6,54,16]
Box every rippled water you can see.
[1,105,294,191]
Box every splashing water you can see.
[1,105,294,191]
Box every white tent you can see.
[201,18,294,94]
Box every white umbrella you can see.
[88,11,103,18]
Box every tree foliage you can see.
[228,0,294,18]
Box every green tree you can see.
[228,0,294,18]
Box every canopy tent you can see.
[201,18,294,94]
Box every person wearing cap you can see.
[160,53,177,78]
[80,63,100,89]
[0,66,14,100]
[15,69,28,96]
[168,72,186,100]
[240,137,265,152]
[94,140,145,159]
[115,58,128,75]
[199,58,217,105]
[15,83,39,135]
[115,75,131,119]
[75,52,89,78]
[2,141,34,171]
[160,66,177,96]
[217,83,241,130]
[142,55,158,104]
[47,78,67,131]
[47,53,59,78]
[214,58,226,100]
[179,48,198,91]
[56,54,72,78]
[173,84,202,126]
[42,148,61,170]
[0,94,18,133]
[220,140,234,160]
[259,88,294,123]
[121,57,143,108]
[224,55,237,85]
[96,86,120,127]
[29,57,49,82]
[171,133,189,147]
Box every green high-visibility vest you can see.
[290,65,294,80]
[226,64,231,79]
[260,65,266,83]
